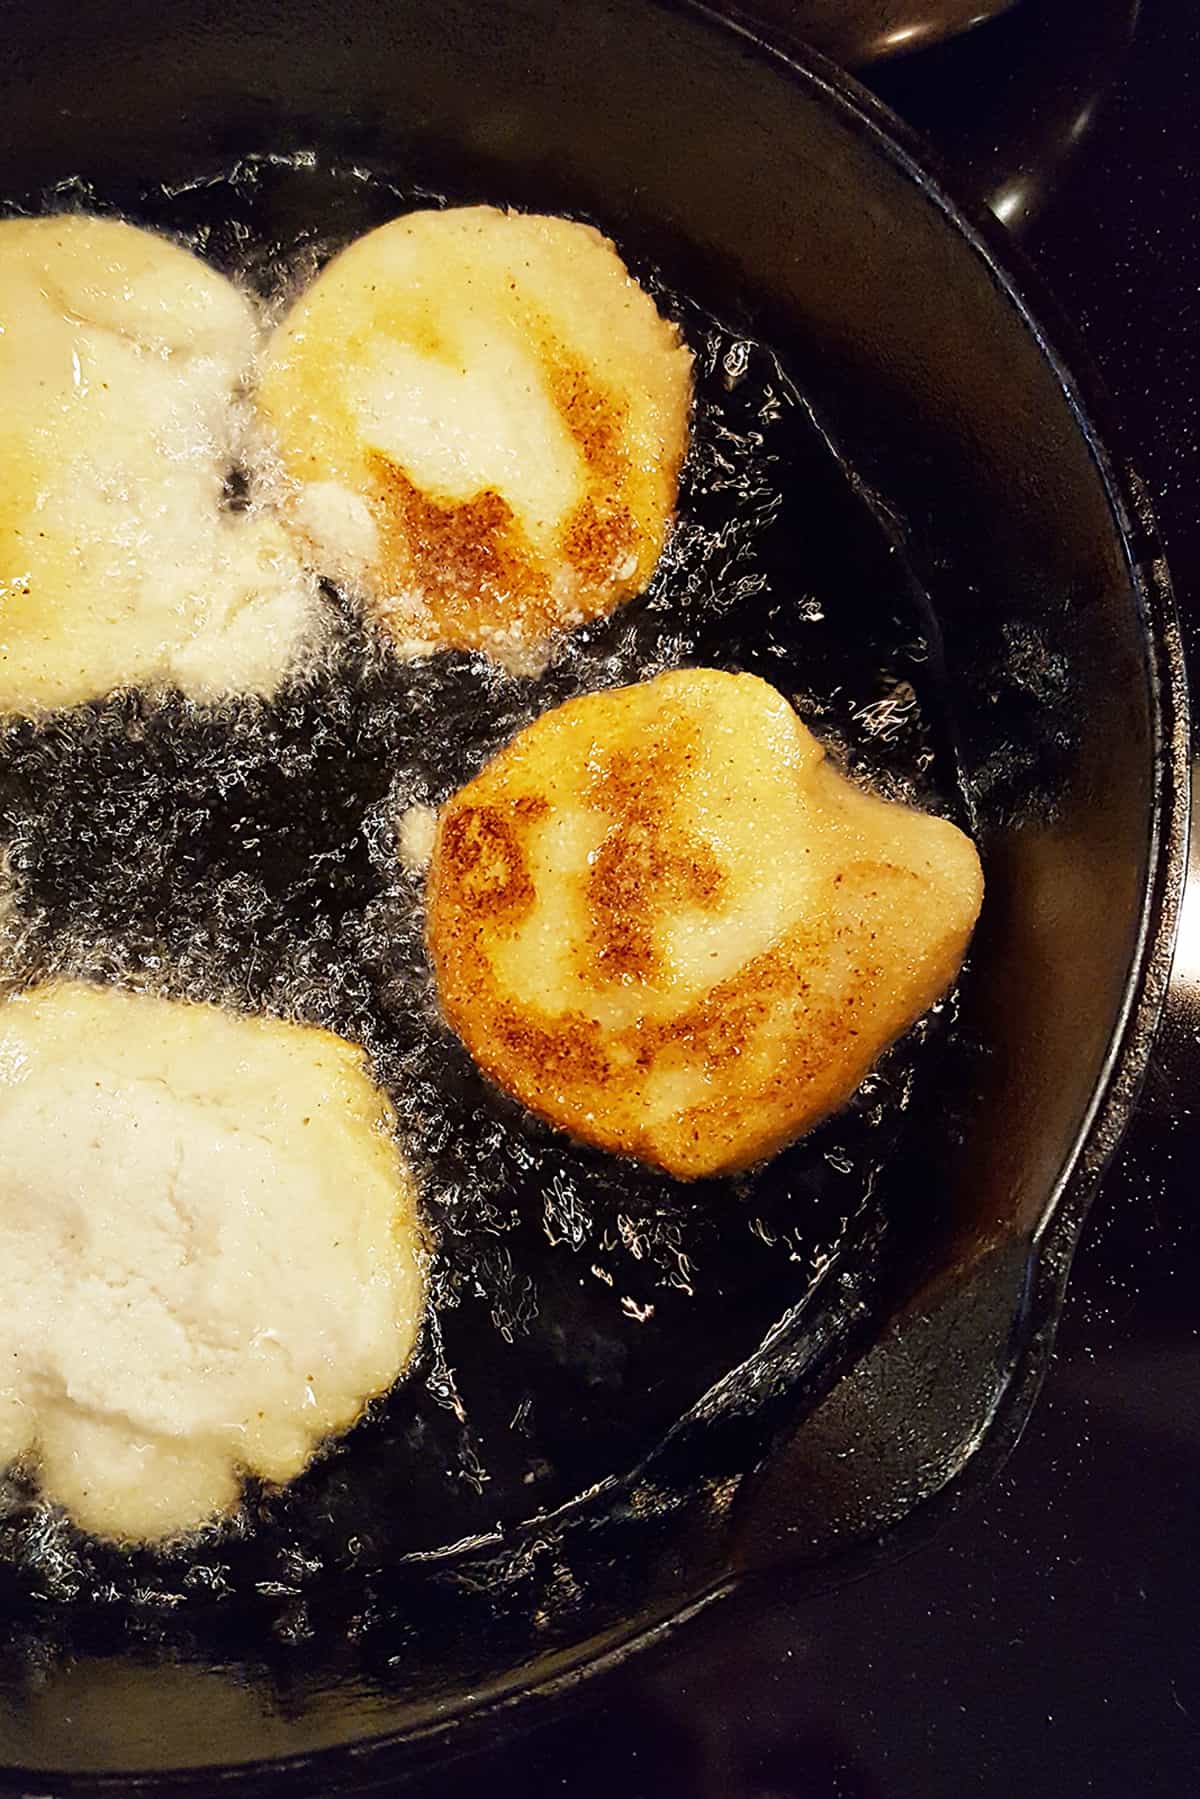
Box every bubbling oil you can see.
[0,155,963,1628]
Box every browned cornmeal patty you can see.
[258,206,694,670]
[426,669,984,1180]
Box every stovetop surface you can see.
[398,5,1200,1794]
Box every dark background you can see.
[395,4,1200,1793]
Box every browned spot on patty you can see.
[586,826,726,984]
[437,805,536,919]
[576,728,727,985]
[367,453,553,643]
[537,336,642,590]
[562,495,637,587]
[494,1003,610,1087]
[546,350,627,482]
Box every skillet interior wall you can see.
[0,0,1162,1777]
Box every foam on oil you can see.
[0,156,964,1633]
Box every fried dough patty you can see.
[427,669,983,1179]
[0,982,425,1543]
[258,206,693,669]
[0,214,320,712]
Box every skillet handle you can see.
[727,1233,1048,1581]
[1141,761,1200,1114]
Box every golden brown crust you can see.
[427,669,984,1179]
[437,802,542,920]
[579,736,727,986]
[368,459,555,646]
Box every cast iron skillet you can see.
[0,0,1187,1788]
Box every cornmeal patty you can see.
[427,669,983,1179]
[258,206,693,669]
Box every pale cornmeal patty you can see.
[0,215,321,713]
[257,206,693,670]
[0,982,426,1544]
[427,669,984,1180]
